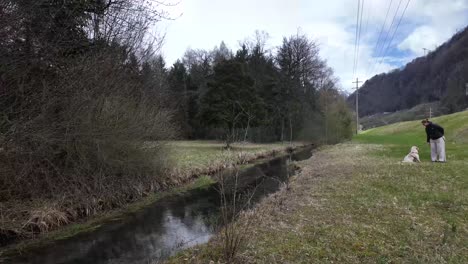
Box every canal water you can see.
[8,147,313,264]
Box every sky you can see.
[157,0,468,92]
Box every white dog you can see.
[402,146,421,163]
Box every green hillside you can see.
[355,110,468,161]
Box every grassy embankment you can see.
[168,111,468,263]
[1,141,300,255]
[164,141,302,182]
[360,102,447,130]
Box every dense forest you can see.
[0,0,351,241]
[169,35,352,145]
[348,26,468,117]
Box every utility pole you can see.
[429,107,432,119]
[422,48,429,56]
[353,78,363,134]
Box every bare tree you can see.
[0,0,179,239]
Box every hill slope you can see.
[355,110,468,161]
[348,26,468,117]
[360,102,448,129]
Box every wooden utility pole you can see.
[353,78,363,134]
[422,48,429,56]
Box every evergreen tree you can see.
[168,60,191,136]
[198,59,258,147]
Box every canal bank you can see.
[2,145,313,263]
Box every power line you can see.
[363,0,372,46]
[375,0,411,73]
[361,0,373,79]
[355,0,365,76]
[352,0,359,76]
[365,0,394,77]
[369,0,404,75]
[352,0,361,77]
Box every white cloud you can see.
[157,0,468,92]
[398,26,441,55]
[398,0,468,56]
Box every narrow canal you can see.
[9,147,313,264]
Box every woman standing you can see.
[422,119,446,162]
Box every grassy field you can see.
[163,141,302,184]
[167,141,294,170]
[168,111,468,263]
[355,110,468,161]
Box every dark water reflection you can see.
[8,147,312,264]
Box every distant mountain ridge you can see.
[348,26,468,117]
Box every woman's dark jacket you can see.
[425,122,444,142]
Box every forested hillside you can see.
[348,26,468,116]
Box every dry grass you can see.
[167,143,468,263]
[0,140,300,252]
[163,141,301,184]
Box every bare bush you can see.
[0,0,179,240]
[0,51,177,239]
[215,165,260,263]
[1,51,176,200]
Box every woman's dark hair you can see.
[421,118,430,124]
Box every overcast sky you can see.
[158,0,468,91]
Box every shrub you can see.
[0,51,177,237]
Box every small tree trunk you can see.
[280,118,284,142]
[325,105,328,145]
[94,13,100,40]
[289,115,293,144]
[225,132,231,149]
[93,0,104,41]
[226,125,233,149]
[243,118,250,142]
